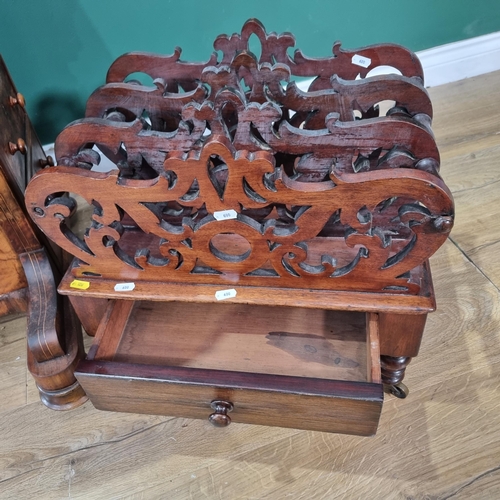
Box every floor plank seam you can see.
[448,237,500,293]
[464,238,500,254]
[0,337,24,349]
[439,462,500,499]
[0,417,172,474]
[0,465,46,485]
[437,131,500,148]
[451,177,500,194]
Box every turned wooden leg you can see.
[377,312,428,398]
[381,355,412,398]
[20,248,88,410]
[381,355,411,385]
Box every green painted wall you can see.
[1,0,499,142]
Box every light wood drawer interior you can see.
[76,300,383,435]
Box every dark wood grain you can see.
[68,295,108,336]
[74,297,383,435]
[0,65,496,500]
[76,360,383,436]
[378,312,428,357]
[57,259,436,313]
[20,248,87,409]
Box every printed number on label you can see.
[215,289,237,300]
[114,282,136,292]
[70,279,90,290]
[352,54,372,68]
[214,209,238,221]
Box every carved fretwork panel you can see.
[105,19,424,88]
[25,137,453,294]
[25,19,453,294]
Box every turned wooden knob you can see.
[8,138,26,155]
[433,215,453,233]
[39,156,54,167]
[208,400,233,427]
[9,92,25,108]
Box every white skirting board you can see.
[417,31,500,87]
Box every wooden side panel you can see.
[20,248,88,409]
[68,295,110,337]
[0,168,40,314]
[0,55,26,198]
[379,312,428,357]
[366,313,381,384]
[0,227,27,296]
[0,288,27,318]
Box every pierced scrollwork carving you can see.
[26,138,453,293]
[25,20,453,294]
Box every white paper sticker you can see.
[352,54,372,68]
[213,209,238,221]
[215,288,237,301]
[114,282,136,292]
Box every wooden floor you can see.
[1,71,500,500]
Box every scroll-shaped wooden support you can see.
[251,112,440,178]
[276,74,432,129]
[20,248,87,410]
[302,41,424,91]
[229,51,290,104]
[54,117,206,174]
[24,137,453,294]
[85,79,207,131]
[85,79,207,129]
[106,47,218,90]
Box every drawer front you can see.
[76,360,383,436]
[0,55,46,200]
[0,56,27,194]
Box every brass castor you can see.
[384,382,409,399]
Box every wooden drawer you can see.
[0,55,47,202]
[75,300,383,436]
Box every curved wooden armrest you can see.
[20,248,87,410]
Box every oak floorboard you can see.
[429,70,500,195]
[1,71,500,499]
[430,70,500,290]
[429,70,500,153]
[0,404,298,499]
[0,316,27,414]
[439,140,500,194]
[450,182,500,253]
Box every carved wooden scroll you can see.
[25,19,453,294]
[106,19,424,86]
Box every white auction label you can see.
[215,288,237,300]
[114,282,136,292]
[213,209,238,221]
[352,54,372,68]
